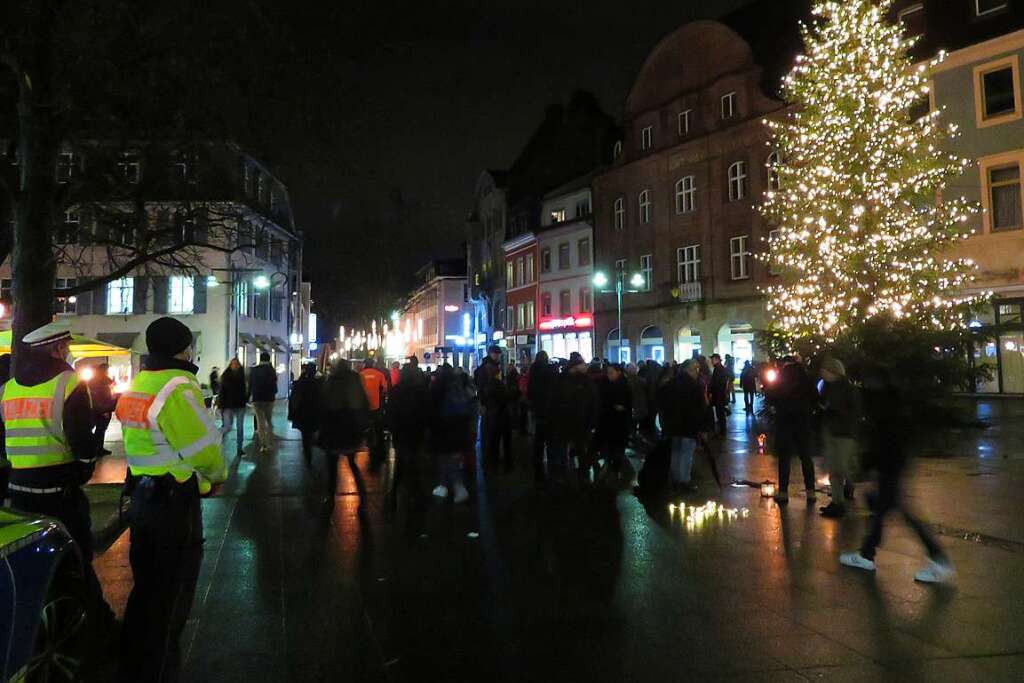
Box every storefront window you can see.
[973,340,1000,393]
[1000,332,1024,393]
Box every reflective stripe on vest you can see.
[2,371,77,469]
[117,371,202,475]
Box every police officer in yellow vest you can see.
[1,320,113,622]
[117,317,226,683]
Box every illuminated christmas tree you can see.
[761,0,982,348]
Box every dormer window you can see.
[640,126,653,151]
[56,150,78,183]
[976,0,1009,17]
[173,152,198,183]
[678,109,692,136]
[721,92,737,120]
[118,152,141,184]
[613,140,623,159]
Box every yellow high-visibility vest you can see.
[115,369,226,491]
[1,371,82,470]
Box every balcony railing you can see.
[673,281,703,303]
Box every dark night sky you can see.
[257,0,757,328]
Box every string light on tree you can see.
[759,0,984,346]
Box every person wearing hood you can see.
[117,317,226,682]
[2,322,111,629]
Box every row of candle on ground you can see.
[668,501,750,527]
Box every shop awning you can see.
[239,333,255,345]
[271,337,287,351]
[255,335,271,349]
[0,330,132,359]
[97,332,140,350]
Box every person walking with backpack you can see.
[430,364,475,503]
[318,358,370,509]
[818,357,861,518]
[288,363,321,466]
[249,352,278,454]
[740,360,757,414]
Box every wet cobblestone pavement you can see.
[92,398,1024,681]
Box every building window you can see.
[897,3,925,35]
[639,254,653,291]
[675,176,696,213]
[678,109,692,136]
[578,238,591,266]
[638,189,651,224]
[721,92,736,120]
[975,56,1021,127]
[579,288,592,313]
[517,303,526,330]
[542,291,552,316]
[730,236,751,280]
[615,258,627,274]
[728,161,748,201]
[574,197,591,217]
[256,174,266,203]
[55,278,77,315]
[989,164,1023,231]
[558,242,571,270]
[614,197,625,231]
[640,125,653,151]
[173,152,198,183]
[57,210,80,244]
[516,257,525,286]
[677,245,701,283]
[541,247,552,273]
[107,277,134,315]
[559,289,571,316]
[506,261,514,289]
[168,275,195,314]
[768,229,783,275]
[526,253,535,283]
[976,0,1009,17]
[237,280,249,317]
[56,151,77,183]
[525,300,535,328]
[550,208,566,223]
[117,152,141,184]
[506,305,514,330]
[613,140,623,159]
[766,152,782,191]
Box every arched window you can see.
[675,176,696,213]
[638,190,651,224]
[728,161,747,202]
[613,197,625,231]
[612,140,623,159]
[766,152,781,191]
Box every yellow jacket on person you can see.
[116,369,227,492]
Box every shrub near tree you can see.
[758,0,990,397]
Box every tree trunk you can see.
[11,3,59,372]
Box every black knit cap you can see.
[146,316,193,356]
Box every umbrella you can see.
[0,330,132,359]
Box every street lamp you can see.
[593,269,646,363]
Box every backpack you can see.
[441,380,478,419]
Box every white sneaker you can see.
[914,559,955,584]
[452,483,469,504]
[432,485,448,498]
[839,552,876,572]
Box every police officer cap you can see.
[22,320,72,348]
[146,317,193,356]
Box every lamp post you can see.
[593,270,645,363]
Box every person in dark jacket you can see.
[209,366,220,396]
[249,352,278,454]
[388,361,430,504]
[818,357,861,518]
[658,360,706,489]
[526,351,557,483]
[840,366,953,584]
[724,354,737,405]
[626,363,650,435]
[288,363,321,465]
[2,323,111,627]
[474,345,511,470]
[429,364,475,503]
[597,363,632,479]
[217,358,247,457]
[545,357,598,481]
[709,354,730,436]
[89,363,117,456]
[318,358,370,509]
[765,355,818,504]
[740,361,757,414]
